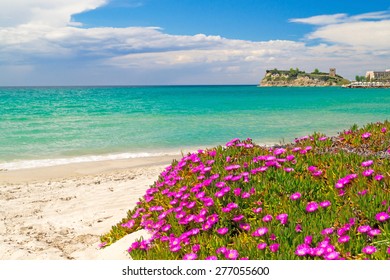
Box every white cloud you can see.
[308,20,390,51]
[290,11,390,25]
[290,13,348,25]
[0,0,107,27]
[293,11,390,53]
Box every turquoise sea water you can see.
[0,86,389,169]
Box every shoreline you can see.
[0,155,179,260]
[0,154,180,184]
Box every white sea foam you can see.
[0,151,181,171]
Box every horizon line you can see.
[0,84,258,88]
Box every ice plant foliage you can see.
[102,121,390,260]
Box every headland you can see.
[259,68,350,87]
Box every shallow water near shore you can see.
[1,85,389,169]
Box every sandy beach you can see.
[0,155,179,260]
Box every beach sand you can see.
[0,155,179,260]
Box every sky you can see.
[0,0,390,86]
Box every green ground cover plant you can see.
[101,121,390,260]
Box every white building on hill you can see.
[366,69,390,81]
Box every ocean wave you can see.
[0,151,180,171]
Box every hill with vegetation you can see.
[260,68,350,87]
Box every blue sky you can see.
[0,0,389,85]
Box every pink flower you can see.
[292,147,301,152]
[225,249,239,260]
[215,191,225,198]
[304,235,313,245]
[361,132,371,139]
[205,255,218,260]
[362,169,374,177]
[161,224,171,232]
[121,219,135,229]
[202,222,212,231]
[129,241,140,250]
[358,189,368,196]
[295,224,302,232]
[253,207,263,213]
[196,191,206,199]
[170,245,181,252]
[312,247,325,256]
[312,170,323,177]
[221,186,231,193]
[192,244,200,253]
[321,228,334,235]
[290,192,301,200]
[225,164,241,171]
[202,197,214,207]
[216,247,227,254]
[286,155,295,161]
[274,148,286,155]
[216,227,229,235]
[324,245,335,254]
[233,188,241,196]
[195,215,206,223]
[381,127,387,133]
[375,212,390,222]
[276,213,288,225]
[375,174,384,181]
[262,214,273,222]
[191,228,200,236]
[306,202,319,212]
[183,253,197,260]
[284,167,294,173]
[320,201,331,208]
[324,251,340,260]
[269,243,280,253]
[368,229,381,237]
[361,160,373,167]
[226,202,238,209]
[240,223,251,231]
[357,225,371,233]
[241,192,250,199]
[337,227,348,236]
[346,173,358,180]
[252,227,268,237]
[362,246,377,255]
[338,235,350,243]
[295,244,310,256]
[257,243,267,250]
[387,247,390,255]
[232,215,244,222]
[222,207,233,215]
[215,182,226,188]
[308,166,317,172]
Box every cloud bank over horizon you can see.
[1,0,389,86]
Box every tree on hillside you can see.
[355,75,366,82]
[289,68,300,77]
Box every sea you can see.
[0,85,389,170]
